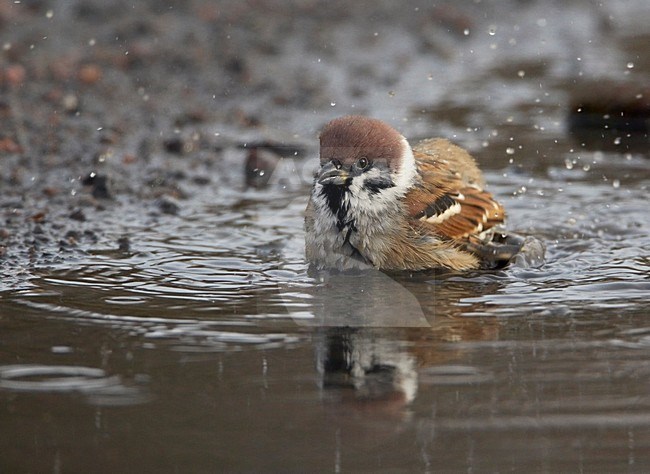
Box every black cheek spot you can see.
[365,177,395,195]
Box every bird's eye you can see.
[356,157,369,170]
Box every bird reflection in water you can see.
[316,327,417,415]
[303,268,503,416]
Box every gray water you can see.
[1,0,649,472]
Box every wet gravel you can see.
[1,0,648,288]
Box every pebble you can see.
[78,64,102,84]
[156,197,180,215]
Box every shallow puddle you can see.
[1,0,649,471]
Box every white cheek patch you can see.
[394,138,417,191]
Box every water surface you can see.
[1,0,649,471]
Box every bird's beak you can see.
[317,162,349,186]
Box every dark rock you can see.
[156,197,180,215]
[117,236,130,252]
[163,137,184,154]
[192,176,211,186]
[82,173,112,200]
[64,230,81,242]
[568,80,650,152]
[245,147,281,188]
[69,209,86,222]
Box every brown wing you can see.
[406,138,505,240]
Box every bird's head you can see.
[315,116,416,200]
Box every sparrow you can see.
[305,115,524,272]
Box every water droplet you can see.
[564,159,574,170]
[463,28,470,36]
[582,164,591,171]
[506,147,515,155]
[52,346,73,354]
[330,102,336,107]
[88,38,96,46]
[388,90,395,97]
[626,62,634,69]
[488,25,497,36]
[612,179,620,189]
[517,70,525,78]
[427,74,433,81]
[536,18,547,27]
[45,9,53,18]
[613,137,621,145]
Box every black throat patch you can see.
[320,184,350,231]
[318,183,372,266]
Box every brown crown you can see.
[319,116,406,172]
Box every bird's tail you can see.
[466,230,545,269]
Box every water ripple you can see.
[0,364,148,406]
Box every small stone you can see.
[117,236,130,252]
[82,173,112,199]
[156,197,180,215]
[4,64,26,86]
[31,212,47,223]
[245,147,280,188]
[163,137,184,154]
[78,64,102,84]
[0,137,22,154]
[62,94,80,113]
[192,176,211,185]
[69,209,86,221]
[122,153,137,164]
[91,177,111,199]
[64,230,80,241]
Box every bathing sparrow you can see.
[305,115,523,271]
